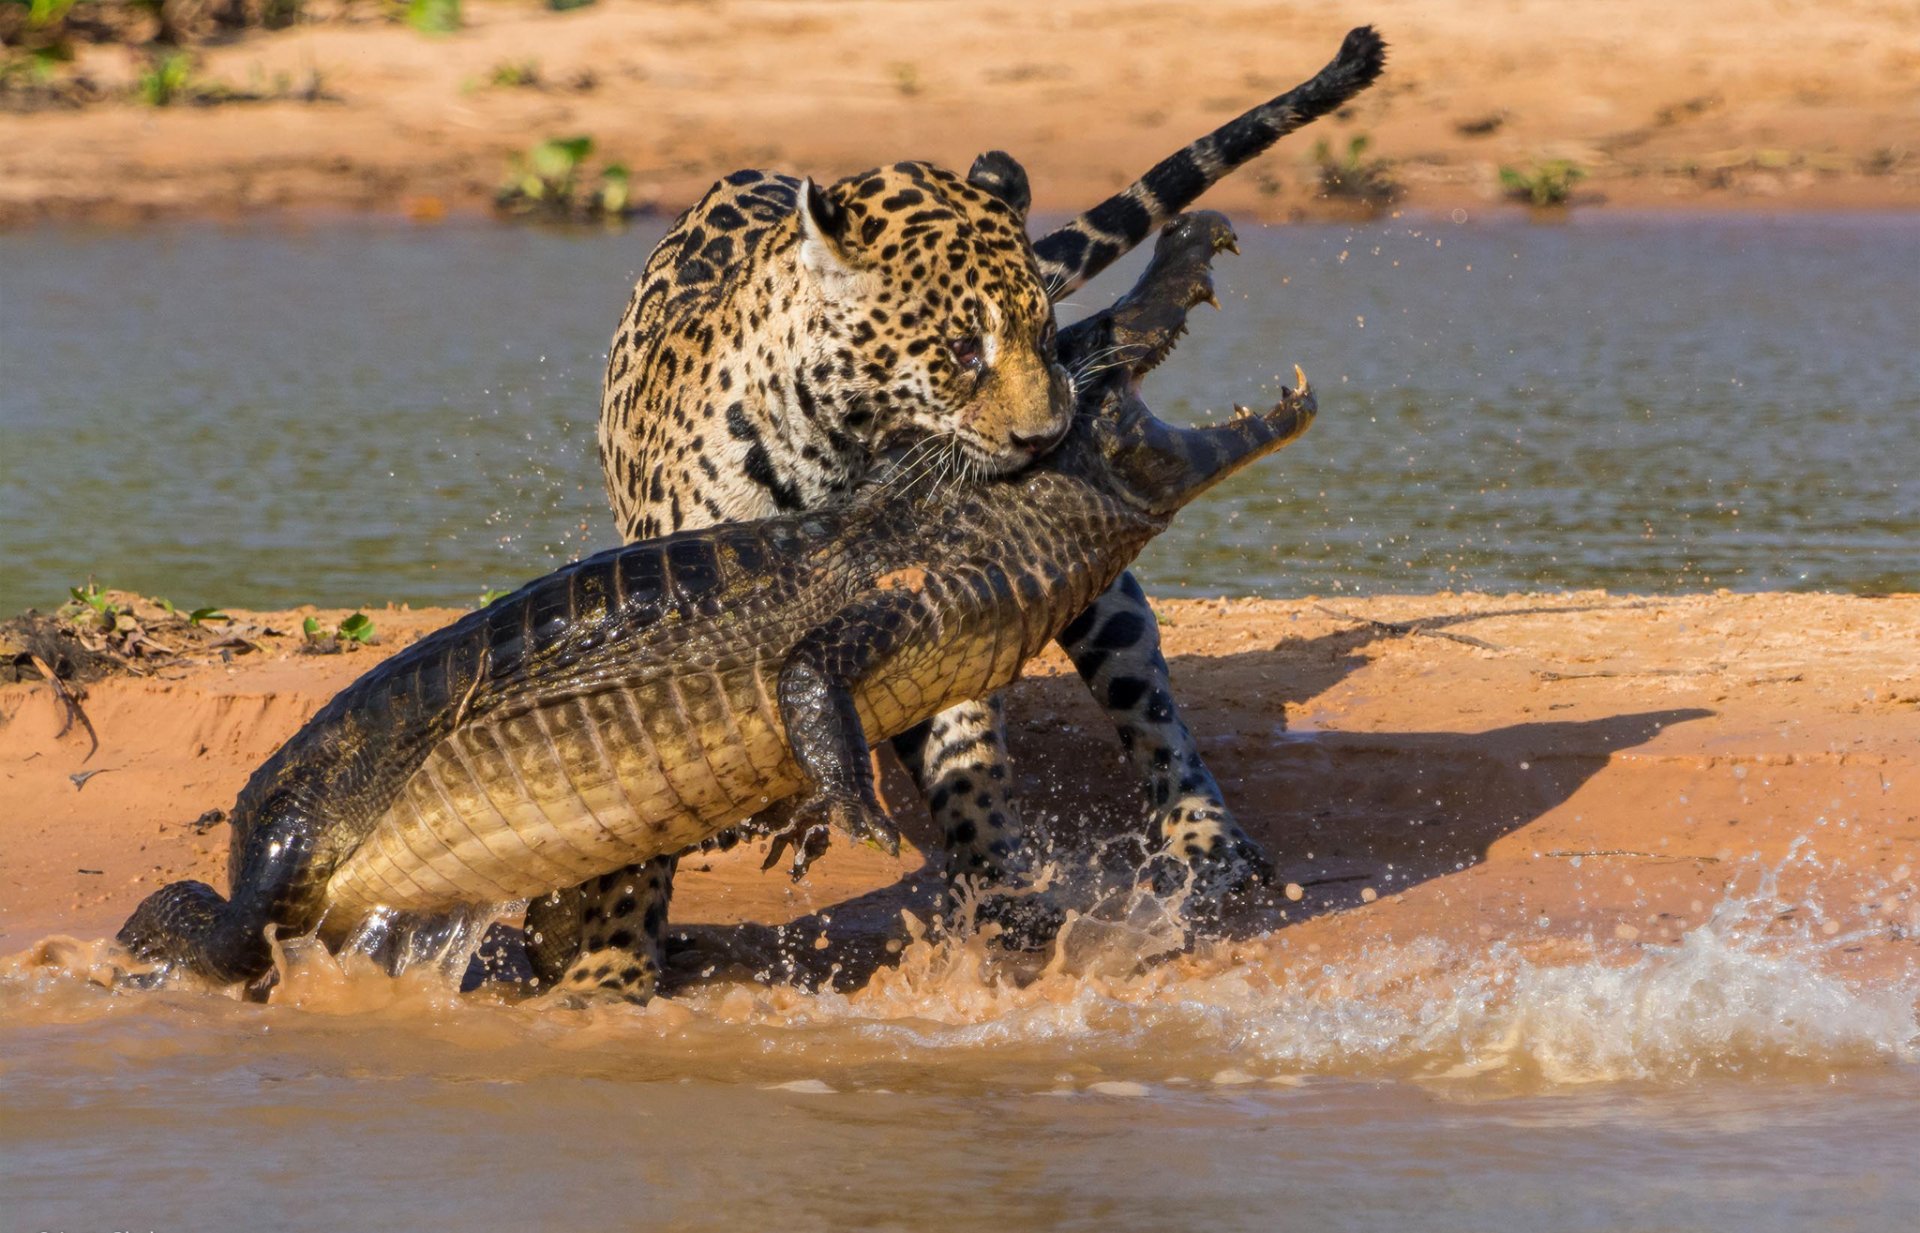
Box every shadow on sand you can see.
[615,603,1711,996]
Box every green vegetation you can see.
[545,0,596,10]
[304,612,376,647]
[136,48,194,106]
[405,0,460,35]
[61,581,132,633]
[2,0,80,85]
[486,58,540,88]
[60,583,235,634]
[1310,133,1400,210]
[149,597,228,625]
[509,134,590,202]
[495,135,637,221]
[1498,159,1586,208]
[477,587,513,607]
[596,161,630,214]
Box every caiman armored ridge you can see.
[117,212,1317,987]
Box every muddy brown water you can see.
[2,214,1918,1228]
[4,870,1919,1231]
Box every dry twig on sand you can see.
[1311,604,1507,652]
[29,653,100,760]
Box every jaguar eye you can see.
[947,334,984,371]
[1038,319,1057,357]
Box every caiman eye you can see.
[946,334,984,372]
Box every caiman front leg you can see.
[771,594,922,870]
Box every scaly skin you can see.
[117,213,1316,991]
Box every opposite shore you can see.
[4,0,1918,228]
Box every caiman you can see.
[116,211,1317,989]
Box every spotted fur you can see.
[533,29,1387,1000]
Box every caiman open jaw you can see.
[1104,210,1243,388]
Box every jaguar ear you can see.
[967,150,1031,218]
[797,177,852,278]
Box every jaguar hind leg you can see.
[537,857,675,1005]
[521,885,585,990]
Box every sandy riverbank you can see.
[3,591,1915,993]
[3,0,1917,227]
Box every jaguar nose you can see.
[1010,424,1067,454]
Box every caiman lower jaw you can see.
[1227,364,1313,423]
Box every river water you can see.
[4,876,1918,1230]
[2,213,1915,616]
[2,213,1917,1229]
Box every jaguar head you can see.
[796,156,1073,477]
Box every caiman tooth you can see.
[1134,319,1190,376]
[1231,404,1256,421]
[1293,363,1311,398]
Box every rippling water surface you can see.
[5,877,1918,1231]
[2,213,1914,616]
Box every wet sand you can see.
[3,0,1918,227]
[4,591,1915,988]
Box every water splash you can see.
[5,860,1913,1093]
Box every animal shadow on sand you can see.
[474,603,1710,997]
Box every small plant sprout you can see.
[496,136,639,221]
[487,60,540,89]
[477,587,513,607]
[513,135,592,204]
[137,50,196,107]
[337,613,375,644]
[405,0,461,35]
[305,612,377,648]
[1310,132,1401,210]
[1499,159,1586,208]
[62,582,129,632]
[596,162,631,216]
[189,607,230,626]
[7,0,80,80]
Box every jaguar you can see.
[528,27,1387,1000]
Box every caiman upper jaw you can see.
[1110,211,1242,383]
